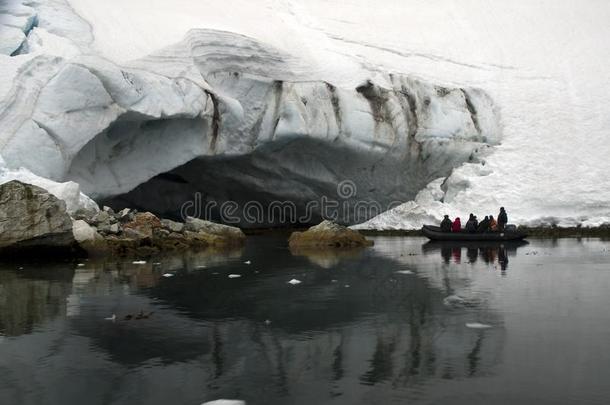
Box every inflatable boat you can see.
[422,225,527,241]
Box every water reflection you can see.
[422,241,528,272]
[0,237,507,405]
[0,264,74,336]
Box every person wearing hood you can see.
[452,217,462,232]
[477,216,490,233]
[440,215,452,232]
[489,215,498,231]
[465,214,478,233]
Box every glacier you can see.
[1,0,609,228]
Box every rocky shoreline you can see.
[0,181,375,259]
[0,180,247,258]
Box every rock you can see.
[161,218,184,233]
[98,221,121,235]
[288,220,373,249]
[105,234,158,256]
[90,210,112,226]
[0,180,75,251]
[122,227,149,241]
[184,217,246,246]
[117,208,135,222]
[123,212,162,239]
[72,220,107,255]
[108,223,120,234]
[154,231,190,250]
[102,206,115,215]
[72,208,95,222]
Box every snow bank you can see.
[0,156,98,215]
[0,0,499,226]
[1,0,609,228]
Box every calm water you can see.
[1,236,610,405]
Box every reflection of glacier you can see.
[0,238,505,403]
[0,1,500,226]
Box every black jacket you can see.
[498,211,508,225]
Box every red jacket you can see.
[452,218,462,232]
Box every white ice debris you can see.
[202,400,246,405]
[228,274,242,279]
[396,270,414,275]
[162,273,175,278]
[466,323,492,329]
[132,261,147,265]
[244,261,252,265]
[288,279,302,285]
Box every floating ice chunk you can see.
[104,314,116,322]
[244,261,252,265]
[228,274,242,279]
[202,400,246,405]
[444,295,480,308]
[466,323,492,329]
[443,295,465,306]
[132,261,147,265]
[264,320,272,325]
[162,273,175,278]
[396,270,414,275]
[196,265,207,269]
[288,279,302,285]
[345,284,350,288]
[77,263,85,267]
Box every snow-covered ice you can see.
[1,0,609,228]
[288,279,302,285]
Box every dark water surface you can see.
[1,236,610,405]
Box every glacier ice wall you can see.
[0,0,502,226]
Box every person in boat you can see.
[452,217,462,232]
[465,214,478,233]
[498,207,508,231]
[440,215,452,232]
[477,216,491,233]
[489,215,498,231]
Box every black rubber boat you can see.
[422,225,527,241]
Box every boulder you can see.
[72,220,107,255]
[123,212,162,239]
[288,220,373,249]
[0,180,75,251]
[90,210,115,226]
[184,217,246,246]
[161,218,184,233]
